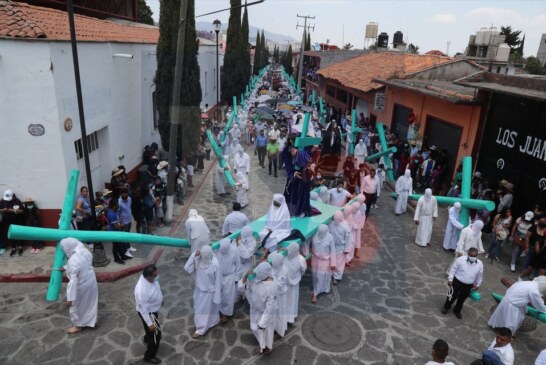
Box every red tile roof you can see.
[425,50,448,57]
[0,0,158,43]
[318,52,453,93]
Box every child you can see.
[376,163,386,197]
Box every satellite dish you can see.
[313,42,321,51]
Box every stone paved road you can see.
[0,146,544,364]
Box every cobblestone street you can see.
[0,147,544,364]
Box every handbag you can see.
[496,229,508,240]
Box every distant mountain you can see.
[196,21,297,45]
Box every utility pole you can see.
[296,14,315,90]
[165,0,189,223]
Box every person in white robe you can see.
[356,194,367,228]
[270,252,288,337]
[134,265,163,363]
[236,226,256,280]
[185,209,211,253]
[284,243,307,324]
[351,201,364,259]
[442,202,464,251]
[394,169,413,215]
[310,191,322,203]
[234,146,250,175]
[447,220,485,275]
[354,139,368,167]
[414,188,438,247]
[184,246,222,338]
[343,205,357,264]
[219,131,230,156]
[229,138,240,166]
[217,239,241,322]
[311,224,336,303]
[238,262,278,355]
[60,238,98,334]
[259,194,292,254]
[329,211,352,283]
[235,171,249,208]
[215,156,230,197]
[318,186,330,205]
[488,276,546,335]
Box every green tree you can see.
[306,31,311,51]
[500,26,522,54]
[408,43,419,54]
[222,0,247,101]
[241,2,250,87]
[525,56,546,75]
[154,0,202,158]
[283,44,293,75]
[253,29,261,75]
[137,0,154,25]
[342,43,354,50]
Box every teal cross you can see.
[375,122,397,183]
[389,156,495,226]
[294,112,321,150]
[348,109,362,155]
[206,130,235,187]
[8,170,188,301]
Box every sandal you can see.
[191,331,202,338]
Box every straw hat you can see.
[499,179,514,193]
[23,197,35,203]
[112,167,124,177]
[157,161,169,170]
[101,189,112,196]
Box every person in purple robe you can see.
[284,145,312,217]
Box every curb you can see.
[0,158,217,283]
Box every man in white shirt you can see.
[268,124,281,141]
[222,203,250,236]
[425,339,455,365]
[483,327,514,365]
[134,265,163,364]
[360,168,379,214]
[442,247,483,319]
[327,182,353,207]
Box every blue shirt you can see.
[255,135,268,148]
[118,196,132,225]
[107,209,120,231]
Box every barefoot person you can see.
[60,238,98,334]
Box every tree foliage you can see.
[500,26,523,54]
[222,0,248,102]
[137,0,154,25]
[282,44,293,75]
[253,30,269,74]
[342,43,354,50]
[408,43,419,54]
[241,2,251,88]
[154,0,202,158]
[525,56,546,75]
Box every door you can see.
[356,98,369,118]
[392,104,412,141]
[424,117,462,180]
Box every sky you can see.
[147,0,546,57]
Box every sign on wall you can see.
[374,93,385,112]
[28,124,45,136]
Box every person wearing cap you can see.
[510,211,535,272]
[111,167,128,199]
[23,197,43,254]
[184,246,222,338]
[156,161,168,184]
[442,202,464,251]
[0,190,25,256]
[488,276,546,335]
[497,179,514,212]
[414,189,438,247]
[238,262,279,355]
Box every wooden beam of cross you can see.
[232,96,239,123]
[221,112,236,144]
[294,112,321,150]
[7,170,188,302]
[389,157,495,226]
[349,109,362,155]
[376,122,396,183]
[318,97,326,126]
[365,147,398,163]
[310,90,316,107]
[206,129,235,186]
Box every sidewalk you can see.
[0,157,217,283]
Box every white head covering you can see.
[310,191,319,201]
[351,201,361,211]
[534,276,546,294]
[356,194,366,204]
[333,211,344,223]
[60,237,83,258]
[404,169,411,178]
[316,224,328,239]
[287,242,299,258]
[189,209,198,218]
[219,238,231,255]
[313,224,333,248]
[270,252,284,270]
[241,225,253,239]
[237,146,244,156]
[3,189,13,202]
[471,220,484,237]
[318,186,329,202]
[199,245,213,269]
[359,139,364,145]
[424,188,432,201]
[265,194,291,231]
[453,202,462,210]
[254,262,272,281]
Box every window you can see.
[74,131,99,160]
[336,88,348,103]
[204,71,208,96]
[326,85,336,98]
[152,91,159,130]
[496,66,501,73]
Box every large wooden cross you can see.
[8,170,188,301]
[206,130,235,187]
[294,112,321,150]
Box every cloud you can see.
[429,14,457,24]
[465,7,546,27]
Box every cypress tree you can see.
[306,31,311,51]
[154,0,202,158]
[284,44,293,75]
[241,2,250,87]
[222,0,247,101]
[253,29,262,74]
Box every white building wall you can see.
[0,40,67,209]
[199,44,223,111]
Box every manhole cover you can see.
[302,313,362,352]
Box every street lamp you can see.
[213,19,221,113]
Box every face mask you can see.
[467,256,477,263]
[27,204,34,209]
[154,275,160,283]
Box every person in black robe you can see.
[318,120,342,173]
[283,146,312,217]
